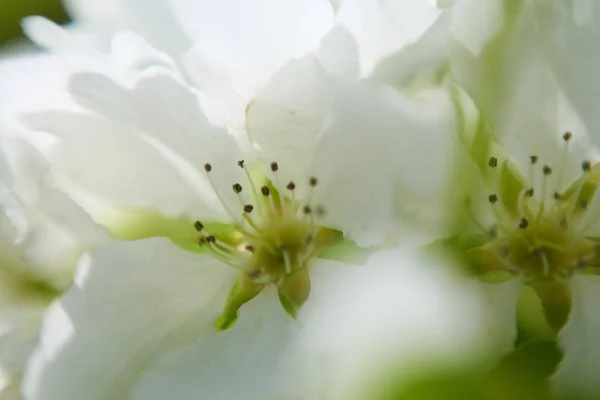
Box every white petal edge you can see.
[22,238,236,400]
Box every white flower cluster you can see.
[1,0,600,399]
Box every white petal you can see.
[297,247,495,399]
[131,279,327,400]
[316,25,361,78]
[551,274,600,398]
[313,82,459,246]
[180,0,334,128]
[248,54,460,245]
[22,238,236,400]
[61,0,191,58]
[452,0,600,194]
[451,0,505,56]
[22,63,244,222]
[475,278,522,360]
[540,1,600,148]
[334,0,444,74]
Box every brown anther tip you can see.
[309,176,318,187]
[232,183,243,193]
[488,194,498,204]
[237,160,245,168]
[206,235,216,243]
[261,186,270,196]
[530,155,539,164]
[488,157,498,168]
[204,163,212,172]
[554,192,562,200]
[543,165,552,175]
[194,221,204,232]
[270,162,279,172]
[525,188,534,197]
[519,217,529,229]
[582,160,592,172]
[563,131,573,142]
[243,204,254,213]
[303,205,312,214]
[245,245,255,253]
[286,181,296,191]
[199,237,207,245]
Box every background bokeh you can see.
[0,0,68,47]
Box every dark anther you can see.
[204,163,212,172]
[581,200,588,209]
[261,186,270,196]
[245,245,255,253]
[530,155,539,164]
[303,205,312,214]
[309,176,318,187]
[525,188,534,197]
[194,221,204,232]
[271,162,279,172]
[244,204,254,213]
[237,160,245,168]
[543,165,552,175]
[206,235,216,243]
[286,181,296,191]
[519,218,529,229]
[488,157,498,168]
[489,227,498,239]
[554,192,562,200]
[488,194,498,204]
[199,237,207,245]
[582,160,592,172]
[563,131,573,142]
[233,183,243,193]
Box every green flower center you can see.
[196,161,332,330]
[471,133,600,283]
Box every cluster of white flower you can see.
[1,0,600,399]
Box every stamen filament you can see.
[240,162,263,216]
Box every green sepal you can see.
[527,280,572,334]
[317,230,378,265]
[278,267,311,318]
[214,274,264,331]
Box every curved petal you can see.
[22,238,236,400]
[334,0,444,74]
[551,274,600,399]
[130,273,332,400]
[247,52,460,246]
[181,0,334,129]
[540,1,600,149]
[312,82,460,246]
[452,0,600,197]
[296,247,495,399]
[61,0,191,58]
[21,43,245,223]
[0,135,107,289]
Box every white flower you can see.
[0,130,105,395]
[449,1,600,396]
[2,2,486,399]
